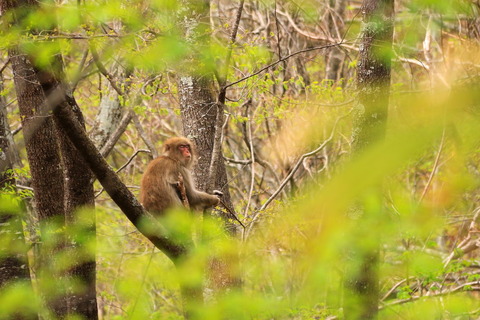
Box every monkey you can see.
[140,136,221,216]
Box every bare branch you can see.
[89,44,124,97]
[419,127,446,203]
[99,109,134,158]
[224,43,352,90]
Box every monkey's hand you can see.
[213,190,223,197]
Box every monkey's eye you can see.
[178,144,191,151]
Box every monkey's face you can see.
[178,144,192,165]
[163,137,195,167]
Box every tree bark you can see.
[178,0,236,230]
[35,56,98,320]
[91,54,132,156]
[178,0,242,295]
[0,69,38,320]
[10,51,65,221]
[9,46,68,318]
[2,0,97,317]
[2,3,66,318]
[344,0,394,319]
[90,19,133,157]
[352,0,394,151]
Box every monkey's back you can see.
[139,156,183,215]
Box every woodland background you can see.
[1,0,480,319]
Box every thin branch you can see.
[418,127,446,203]
[276,9,357,51]
[132,113,158,159]
[381,277,417,301]
[396,57,430,70]
[219,0,245,89]
[219,198,245,229]
[71,49,90,91]
[243,115,256,225]
[16,184,34,191]
[223,43,352,90]
[33,32,126,40]
[224,157,252,165]
[444,207,480,267]
[116,149,150,173]
[0,57,11,74]
[99,109,134,158]
[95,149,151,198]
[262,116,343,211]
[89,44,124,96]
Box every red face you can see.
[178,144,191,162]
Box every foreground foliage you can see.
[1,0,480,319]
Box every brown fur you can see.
[140,137,219,215]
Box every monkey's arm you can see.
[181,170,219,209]
[188,189,220,209]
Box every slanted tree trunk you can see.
[344,0,394,319]
[0,70,38,320]
[50,92,197,315]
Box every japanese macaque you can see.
[140,137,221,216]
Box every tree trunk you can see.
[2,0,97,317]
[9,46,68,318]
[178,0,235,230]
[178,0,242,296]
[90,19,134,157]
[35,55,98,319]
[344,0,394,319]
[353,0,394,151]
[0,70,38,320]
[10,51,65,221]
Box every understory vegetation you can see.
[1,0,480,319]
